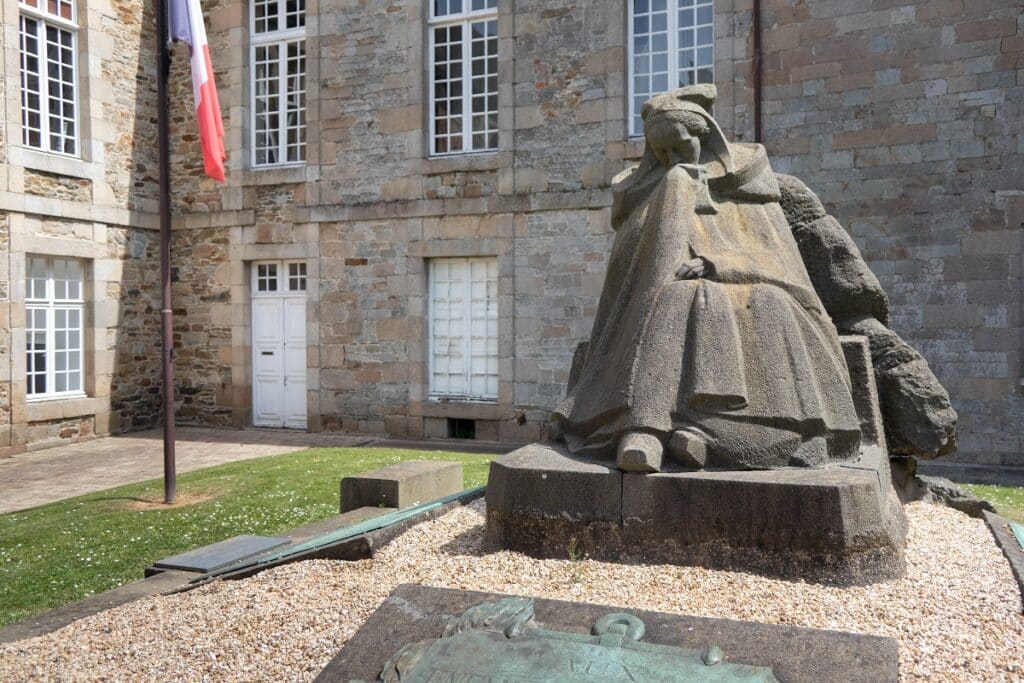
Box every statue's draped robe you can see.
[554,147,861,469]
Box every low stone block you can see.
[340,460,462,512]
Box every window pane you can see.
[27,256,47,299]
[288,262,307,291]
[629,0,715,136]
[19,16,45,149]
[631,0,670,136]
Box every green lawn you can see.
[962,484,1024,524]
[0,447,493,628]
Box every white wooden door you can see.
[252,261,307,428]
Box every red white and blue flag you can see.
[169,0,226,181]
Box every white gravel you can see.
[1,500,1021,682]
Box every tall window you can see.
[629,0,714,136]
[428,257,498,401]
[428,0,498,156]
[251,0,306,166]
[18,0,78,155]
[26,256,85,399]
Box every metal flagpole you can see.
[156,0,176,504]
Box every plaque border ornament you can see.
[372,597,779,682]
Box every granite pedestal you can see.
[486,442,907,585]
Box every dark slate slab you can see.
[315,584,899,683]
[151,534,289,573]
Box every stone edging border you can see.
[983,510,1024,614]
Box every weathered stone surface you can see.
[340,460,463,512]
[847,316,958,459]
[487,443,907,585]
[840,335,886,448]
[777,174,890,326]
[777,173,958,461]
[666,429,707,469]
[553,87,861,471]
[916,475,995,519]
[316,584,900,682]
[485,442,621,531]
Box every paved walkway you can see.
[0,427,373,514]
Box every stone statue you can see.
[486,85,955,584]
[551,85,956,473]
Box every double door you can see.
[251,261,307,429]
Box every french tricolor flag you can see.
[169,0,227,182]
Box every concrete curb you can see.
[983,510,1024,613]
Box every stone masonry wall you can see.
[171,228,234,427]
[0,0,164,454]
[743,1,1024,469]
[109,227,162,433]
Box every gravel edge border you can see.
[983,510,1024,614]
[0,489,487,641]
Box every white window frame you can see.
[252,259,306,296]
[627,0,715,137]
[25,255,86,401]
[427,1,499,157]
[427,257,499,402]
[250,0,306,168]
[18,0,80,157]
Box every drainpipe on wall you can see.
[752,0,763,144]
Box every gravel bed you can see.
[1,501,1021,682]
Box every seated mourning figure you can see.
[552,85,957,473]
[488,85,956,583]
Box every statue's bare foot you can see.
[667,429,707,469]
[617,432,663,473]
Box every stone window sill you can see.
[244,164,313,185]
[415,399,507,421]
[22,394,101,422]
[417,151,509,175]
[11,146,96,180]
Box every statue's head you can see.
[641,85,733,173]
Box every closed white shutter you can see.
[429,257,498,400]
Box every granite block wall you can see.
[745,1,1024,469]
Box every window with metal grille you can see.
[26,255,85,399]
[428,257,498,401]
[629,0,714,136]
[251,0,306,166]
[428,0,498,156]
[18,0,78,156]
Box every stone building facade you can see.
[1,0,1021,476]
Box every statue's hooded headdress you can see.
[611,85,780,229]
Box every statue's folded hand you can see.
[675,257,710,280]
